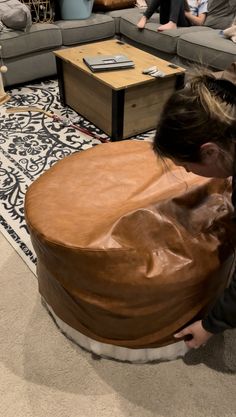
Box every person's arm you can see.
[174,268,236,348]
[202,268,236,333]
[184,11,206,25]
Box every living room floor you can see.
[1,231,236,417]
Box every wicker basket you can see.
[20,0,55,23]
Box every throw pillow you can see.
[0,0,32,30]
[93,0,135,11]
[204,0,236,30]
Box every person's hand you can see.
[174,320,213,349]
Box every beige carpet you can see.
[1,232,236,417]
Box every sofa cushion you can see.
[120,8,211,55]
[4,51,57,86]
[93,0,135,11]
[55,13,115,46]
[105,7,135,32]
[204,0,236,30]
[0,23,62,59]
[177,29,236,70]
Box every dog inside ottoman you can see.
[24,140,235,363]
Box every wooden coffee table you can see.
[54,40,185,141]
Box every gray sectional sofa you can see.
[0,0,236,87]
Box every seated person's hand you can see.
[184,11,207,26]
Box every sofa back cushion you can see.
[204,0,236,29]
[93,0,135,11]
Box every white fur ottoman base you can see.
[43,299,189,363]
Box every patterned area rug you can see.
[0,79,154,274]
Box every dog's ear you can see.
[231,35,236,43]
[223,25,236,38]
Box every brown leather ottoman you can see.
[24,140,234,362]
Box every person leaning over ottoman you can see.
[152,62,236,349]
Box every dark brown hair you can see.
[153,70,236,163]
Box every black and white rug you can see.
[0,79,154,274]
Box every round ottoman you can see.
[25,140,234,362]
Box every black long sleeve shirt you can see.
[202,174,236,333]
[199,62,236,334]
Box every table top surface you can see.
[54,39,185,90]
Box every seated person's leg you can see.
[158,0,189,31]
[137,0,160,29]
[173,0,190,26]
